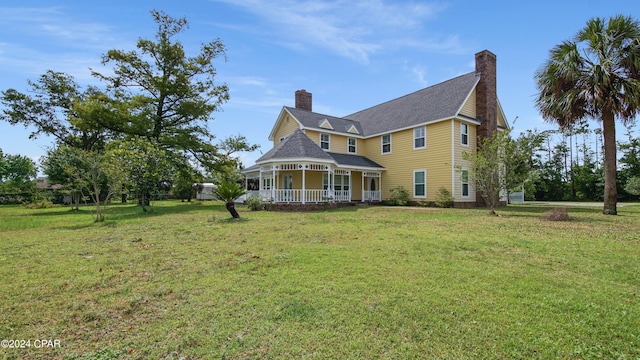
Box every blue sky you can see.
[1,1,639,169]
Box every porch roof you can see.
[256,129,333,164]
[328,152,384,170]
[246,128,384,173]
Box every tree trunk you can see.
[93,183,104,222]
[121,184,127,203]
[226,201,240,219]
[73,191,81,211]
[140,190,148,212]
[602,111,617,215]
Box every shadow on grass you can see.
[498,205,599,215]
[495,204,639,222]
[25,200,225,222]
[208,216,251,224]
[105,200,225,221]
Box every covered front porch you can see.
[243,162,382,204]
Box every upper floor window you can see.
[382,134,391,154]
[348,138,357,153]
[461,123,469,146]
[414,126,426,149]
[320,133,330,150]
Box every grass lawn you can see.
[0,201,639,359]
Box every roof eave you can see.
[256,157,337,166]
[335,164,386,171]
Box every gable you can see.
[269,108,303,143]
[319,119,334,130]
[347,125,360,134]
[458,88,476,118]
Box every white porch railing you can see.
[333,190,350,202]
[363,190,381,202]
[246,189,351,203]
[245,189,380,203]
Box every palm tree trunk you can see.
[226,201,240,219]
[602,110,617,215]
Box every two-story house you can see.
[242,50,509,207]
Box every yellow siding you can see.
[266,114,484,204]
[305,172,323,189]
[331,134,349,154]
[304,129,322,149]
[273,113,301,146]
[459,90,476,118]
[362,122,453,201]
[351,172,362,201]
[304,130,356,154]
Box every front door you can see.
[282,174,293,201]
[283,174,293,189]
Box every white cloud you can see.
[0,7,117,49]
[0,6,128,86]
[412,65,428,87]
[211,0,454,64]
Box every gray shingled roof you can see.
[345,71,480,135]
[285,107,364,135]
[256,129,333,163]
[255,129,385,170]
[328,152,384,169]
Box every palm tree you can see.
[213,181,246,219]
[535,15,640,215]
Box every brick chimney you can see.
[475,50,497,142]
[295,89,312,111]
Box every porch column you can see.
[259,170,263,200]
[361,173,365,202]
[272,167,276,201]
[329,167,333,200]
[302,165,306,204]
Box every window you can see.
[322,174,350,190]
[334,174,350,191]
[461,123,469,146]
[320,133,330,150]
[461,169,470,198]
[414,126,426,149]
[262,178,272,190]
[382,134,391,154]
[414,170,426,198]
[348,138,357,153]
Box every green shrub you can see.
[624,176,640,196]
[435,187,454,208]
[245,194,265,211]
[388,186,409,206]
